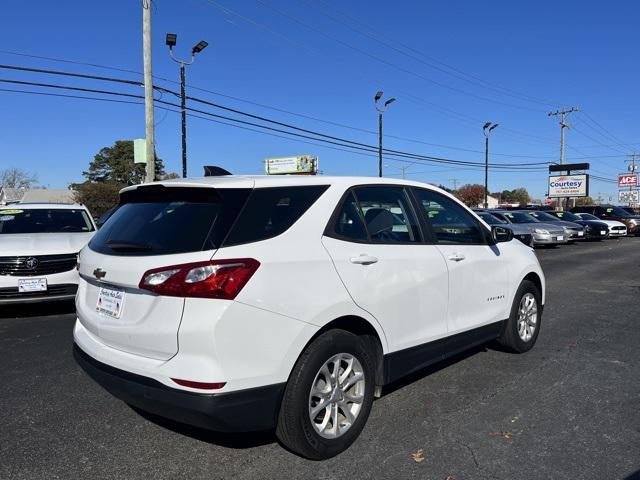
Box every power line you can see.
[252,0,544,112]
[300,0,560,108]
[0,77,548,171]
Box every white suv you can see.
[73,176,545,459]
[0,203,96,304]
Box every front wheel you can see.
[276,329,376,459]
[498,280,542,353]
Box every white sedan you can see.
[574,212,628,237]
[0,203,96,304]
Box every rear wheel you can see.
[276,329,375,459]
[498,280,542,353]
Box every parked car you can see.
[571,205,640,236]
[490,210,568,246]
[519,210,586,241]
[73,176,545,459]
[573,212,627,237]
[473,209,533,246]
[0,203,96,304]
[547,211,610,240]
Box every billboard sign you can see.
[618,189,639,205]
[265,155,318,175]
[618,174,638,188]
[548,174,589,198]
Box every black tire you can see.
[276,329,376,460]
[498,280,542,353]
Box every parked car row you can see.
[473,203,637,248]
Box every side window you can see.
[412,188,487,245]
[353,186,420,243]
[331,191,368,242]
[223,185,328,247]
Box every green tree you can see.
[82,140,165,185]
[501,188,530,205]
[73,181,125,218]
[455,183,486,207]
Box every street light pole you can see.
[166,34,208,178]
[482,122,499,209]
[374,91,396,178]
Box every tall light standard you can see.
[166,33,208,178]
[374,91,396,177]
[482,122,499,208]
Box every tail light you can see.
[139,258,260,299]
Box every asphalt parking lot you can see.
[1,239,639,480]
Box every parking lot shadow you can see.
[130,406,277,449]
[0,300,75,318]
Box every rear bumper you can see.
[73,343,285,432]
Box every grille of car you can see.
[0,254,77,277]
[0,283,77,299]
[611,226,625,231]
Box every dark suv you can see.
[570,205,640,235]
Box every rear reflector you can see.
[171,378,226,390]
[139,258,260,299]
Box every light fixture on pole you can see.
[166,33,208,178]
[482,122,499,209]
[374,91,396,178]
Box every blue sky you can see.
[1,0,638,201]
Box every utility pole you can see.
[374,91,396,177]
[384,163,411,179]
[142,0,155,183]
[165,34,209,178]
[548,107,578,209]
[451,178,459,191]
[482,122,499,209]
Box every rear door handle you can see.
[447,253,466,262]
[350,255,379,265]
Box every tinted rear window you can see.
[89,187,249,256]
[222,186,329,247]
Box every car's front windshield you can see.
[606,206,633,216]
[577,213,599,221]
[525,211,558,222]
[554,211,580,221]
[478,212,507,225]
[502,212,539,224]
[0,208,94,234]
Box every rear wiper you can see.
[105,241,153,251]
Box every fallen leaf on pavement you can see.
[490,431,513,439]
[411,448,425,463]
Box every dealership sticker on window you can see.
[0,209,23,215]
[0,215,15,221]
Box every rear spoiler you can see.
[203,166,232,177]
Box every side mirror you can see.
[492,226,513,243]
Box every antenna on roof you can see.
[203,166,232,177]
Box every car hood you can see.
[597,219,626,228]
[0,232,94,256]
[551,220,583,229]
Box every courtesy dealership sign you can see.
[548,174,589,197]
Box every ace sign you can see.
[618,174,638,188]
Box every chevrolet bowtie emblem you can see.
[93,268,106,280]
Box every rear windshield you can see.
[525,211,559,222]
[0,208,94,234]
[89,187,249,256]
[553,211,580,221]
[89,185,328,255]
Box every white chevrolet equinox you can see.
[73,175,545,459]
